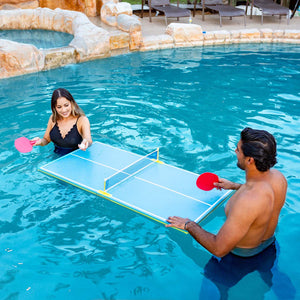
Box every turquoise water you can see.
[0,43,299,299]
[0,29,74,49]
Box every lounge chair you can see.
[194,0,246,27]
[147,0,191,25]
[291,0,300,19]
[246,0,290,24]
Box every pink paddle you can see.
[15,137,36,153]
[196,172,219,191]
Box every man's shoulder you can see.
[228,184,271,219]
[269,169,287,190]
[243,180,271,192]
[270,169,286,180]
[236,181,273,206]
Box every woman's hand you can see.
[78,139,89,151]
[31,137,42,146]
[31,137,50,147]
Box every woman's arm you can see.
[32,116,53,147]
[78,116,92,151]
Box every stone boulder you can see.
[0,39,44,78]
[115,2,132,16]
[0,8,111,77]
[166,23,203,47]
[0,8,74,32]
[141,34,174,51]
[70,10,111,61]
[0,0,35,4]
[0,8,111,63]
[117,14,140,32]
[0,0,39,10]
[101,0,118,4]
[101,2,118,26]
[116,14,142,50]
[43,46,76,70]
[239,29,261,43]
[101,1,132,26]
[38,0,98,17]
[110,31,130,51]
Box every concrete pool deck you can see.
[94,10,300,53]
[92,10,300,37]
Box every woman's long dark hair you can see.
[51,88,84,123]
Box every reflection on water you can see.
[0,44,299,299]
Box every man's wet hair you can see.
[241,127,277,172]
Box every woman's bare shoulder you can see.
[78,115,90,125]
[47,115,55,126]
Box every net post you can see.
[155,147,163,164]
[103,148,160,193]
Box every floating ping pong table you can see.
[39,142,233,232]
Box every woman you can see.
[33,88,92,155]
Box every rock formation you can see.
[0,8,111,78]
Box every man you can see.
[166,127,287,257]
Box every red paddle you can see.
[15,137,36,153]
[196,172,219,191]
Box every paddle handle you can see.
[30,140,37,146]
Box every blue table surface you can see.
[39,142,232,224]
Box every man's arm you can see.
[166,190,259,257]
[214,178,242,190]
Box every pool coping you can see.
[1,7,300,79]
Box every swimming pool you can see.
[0,29,74,49]
[0,43,299,299]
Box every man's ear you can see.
[248,157,255,164]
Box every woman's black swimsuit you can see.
[50,117,82,155]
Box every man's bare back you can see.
[224,169,287,249]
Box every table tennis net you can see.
[104,148,159,191]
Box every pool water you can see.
[0,29,74,49]
[0,44,299,299]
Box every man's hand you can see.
[214,178,241,190]
[166,216,190,230]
